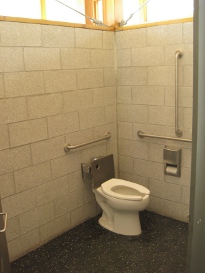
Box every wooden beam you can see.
[0,15,193,30]
[84,0,94,25]
[84,0,120,27]
[103,0,115,26]
[0,15,115,30]
[115,17,193,31]
[114,0,123,27]
[40,0,46,20]
[93,0,98,19]
[139,0,147,22]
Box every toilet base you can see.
[98,211,142,236]
[99,217,113,232]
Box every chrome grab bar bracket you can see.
[64,143,71,152]
[137,130,144,138]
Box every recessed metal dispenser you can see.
[163,146,181,177]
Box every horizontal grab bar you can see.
[137,130,192,143]
[64,132,111,152]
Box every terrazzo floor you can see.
[11,211,188,273]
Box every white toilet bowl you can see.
[93,178,150,236]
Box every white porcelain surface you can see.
[94,179,150,236]
[101,178,150,200]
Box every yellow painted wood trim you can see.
[0,15,192,31]
[85,24,114,31]
[93,0,98,19]
[139,0,147,22]
[40,0,46,20]
[0,16,84,27]
[115,17,193,30]
[103,0,115,27]
[114,0,123,26]
[85,0,94,25]
[0,16,114,30]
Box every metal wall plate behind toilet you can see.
[91,154,115,189]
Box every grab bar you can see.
[137,130,192,143]
[175,50,183,137]
[0,212,7,233]
[64,132,111,152]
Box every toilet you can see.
[90,154,150,236]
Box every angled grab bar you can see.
[64,132,111,152]
[137,130,192,143]
[0,212,8,233]
[175,50,183,137]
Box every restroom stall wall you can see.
[187,0,205,271]
[0,21,117,261]
[0,19,193,262]
[116,22,193,222]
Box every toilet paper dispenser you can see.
[163,146,181,177]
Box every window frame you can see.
[0,0,193,30]
[40,0,46,19]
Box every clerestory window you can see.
[0,0,193,27]
[121,0,193,26]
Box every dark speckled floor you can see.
[11,211,188,273]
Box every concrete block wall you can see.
[0,21,117,261]
[116,22,193,222]
[0,20,193,261]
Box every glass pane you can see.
[147,0,193,22]
[121,0,193,26]
[122,0,141,25]
[46,0,85,24]
[97,0,103,22]
[0,0,41,19]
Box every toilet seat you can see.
[101,178,150,201]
